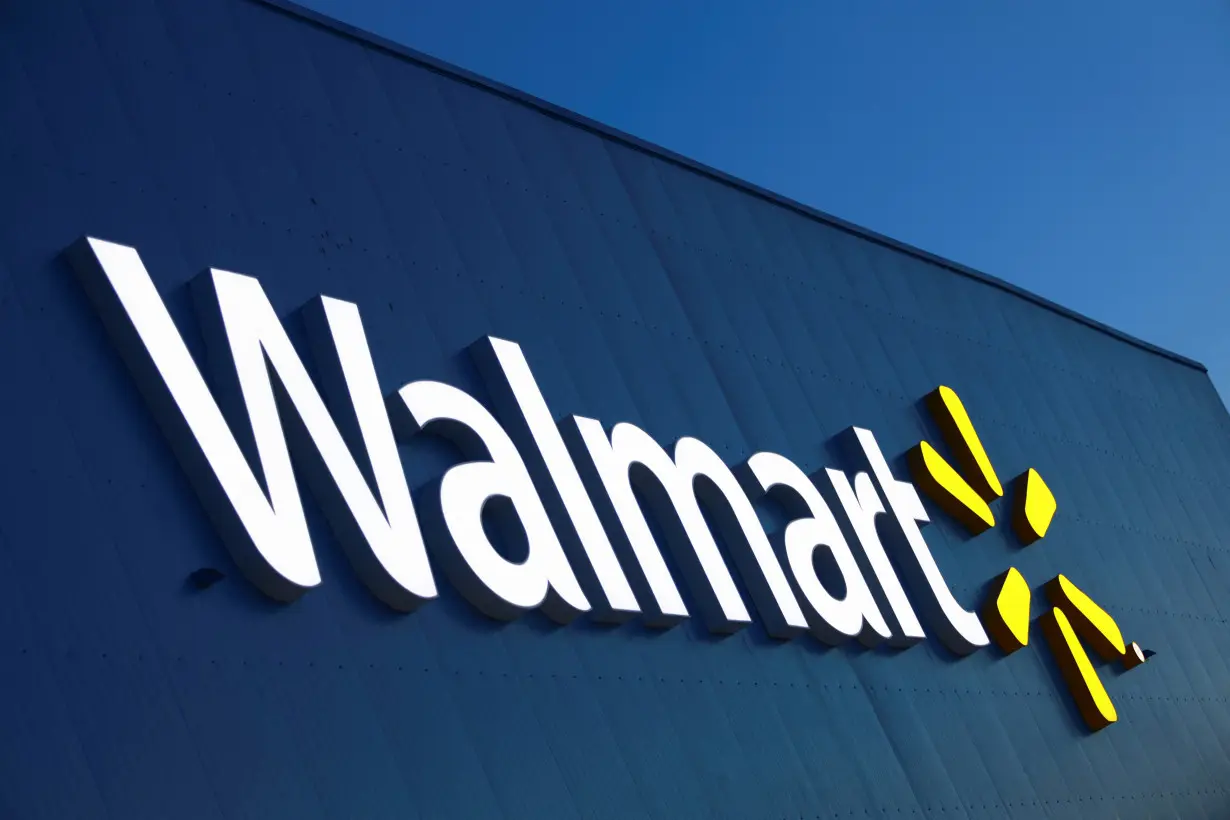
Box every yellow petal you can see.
[1041,606,1118,731]
[908,440,995,534]
[982,567,1031,653]
[926,386,1003,502]
[1012,468,1056,545]
[1044,574,1126,660]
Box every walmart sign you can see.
[69,237,1149,732]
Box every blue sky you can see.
[299,0,1230,399]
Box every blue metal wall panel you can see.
[1,0,1228,816]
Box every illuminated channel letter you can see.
[853,428,990,655]
[71,240,1152,727]
[567,419,808,637]
[393,381,590,624]
[68,238,437,609]
[827,469,924,646]
[744,453,891,646]
[470,336,640,622]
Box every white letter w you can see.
[68,238,436,609]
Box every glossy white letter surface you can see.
[853,428,989,654]
[746,453,890,645]
[395,380,590,623]
[571,419,806,637]
[471,337,639,621]
[69,238,436,608]
[828,468,925,646]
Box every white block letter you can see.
[470,336,639,622]
[568,419,806,638]
[394,380,590,624]
[828,469,925,646]
[68,238,436,609]
[744,453,890,646]
[852,428,989,655]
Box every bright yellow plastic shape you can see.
[912,440,996,532]
[932,386,1003,501]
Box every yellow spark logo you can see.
[910,386,1149,731]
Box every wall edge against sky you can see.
[250,0,1209,375]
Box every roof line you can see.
[252,0,1207,373]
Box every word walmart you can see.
[70,238,1148,731]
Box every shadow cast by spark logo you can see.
[909,386,1150,731]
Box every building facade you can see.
[1,0,1228,817]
